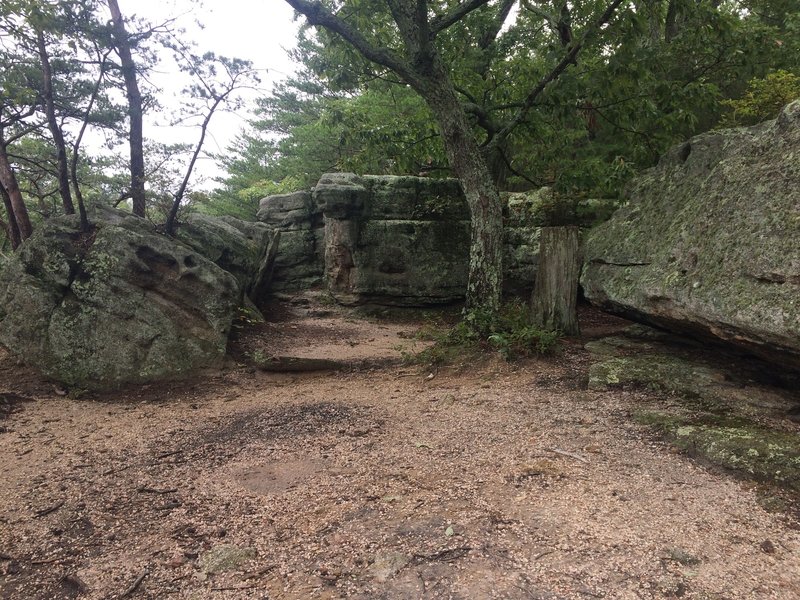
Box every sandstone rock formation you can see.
[0,208,241,389]
[582,101,800,368]
[257,190,324,290]
[317,173,471,305]
[259,175,614,305]
[176,213,278,301]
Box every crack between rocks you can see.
[590,259,652,267]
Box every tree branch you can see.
[479,0,517,49]
[431,0,494,34]
[491,0,627,149]
[283,0,413,81]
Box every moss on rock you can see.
[0,208,241,390]
[582,101,800,369]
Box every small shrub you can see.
[409,301,560,366]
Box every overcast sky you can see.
[117,0,302,184]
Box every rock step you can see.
[251,354,402,373]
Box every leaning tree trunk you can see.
[1,184,21,249]
[37,30,75,216]
[421,75,504,313]
[531,226,580,335]
[0,143,32,241]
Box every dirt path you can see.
[1,305,798,599]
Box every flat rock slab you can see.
[585,325,800,491]
[199,545,257,575]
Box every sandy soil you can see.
[1,304,798,600]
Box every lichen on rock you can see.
[0,208,242,390]
[582,101,800,369]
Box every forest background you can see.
[1,0,798,256]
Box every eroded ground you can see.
[1,303,799,599]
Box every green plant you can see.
[408,301,560,366]
[232,306,261,329]
[719,70,800,127]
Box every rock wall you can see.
[258,175,610,305]
[256,191,324,291]
[582,101,800,369]
[316,173,471,305]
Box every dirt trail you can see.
[1,304,798,599]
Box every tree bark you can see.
[417,72,503,312]
[70,51,110,233]
[282,0,623,313]
[665,0,679,43]
[530,226,580,335]
[36,29,75,216]
[107,0,146,217]
[0,139,32,241]
[0,184,21,249]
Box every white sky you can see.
[113,0,302,185]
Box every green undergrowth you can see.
[406,301,560,366]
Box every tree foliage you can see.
[215,0,799,205]
[0,0,257,249]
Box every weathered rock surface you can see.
[257,191,324,290]
[318,174,470,305]
[198,544,257,575]
[585,325,800,492]
[582,101,800,369]
[176,213,278,301]
[0,208,240,389]
[259,175,616,305]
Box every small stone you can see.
[199,544,257,575]
[369,552,410,582]
[166,552,186,568]
[760,539,777,554]
[666,547,701,566]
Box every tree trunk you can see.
[0,142,32,241]
[418,73,503,313]
[664,0,679,43]
[108,0,146,217]
[36,30,75,216]
[530,226,580,335]
[0,184,21,249]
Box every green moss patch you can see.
[635,409,800,491]
[587,328,800,494]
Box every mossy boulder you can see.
[0,208,240,390]
[176,213,277,300]
[582,101,800,369]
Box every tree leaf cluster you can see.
[0,0,259,249]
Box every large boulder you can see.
[582,101,800,369]
[0,208,241,389]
